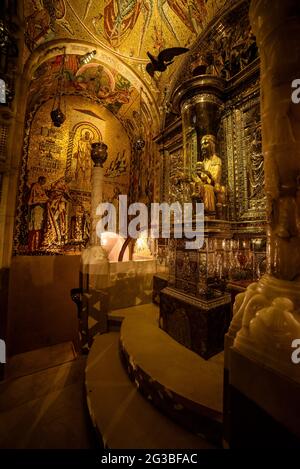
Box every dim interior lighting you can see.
[133,232,152,260]
[100,232,129,262]
[101,237,107,246]
[136,232,149,250]
[136,237,145,249]
[80,50,97,65]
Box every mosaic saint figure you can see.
[27,175,48,251]
[159,0,208,37]
[25,0,71,51]
[42,177,72,248]
[104,0,143,47]
[75,130,93,186]
[103,0,153,54]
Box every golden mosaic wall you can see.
[14,95,130,254]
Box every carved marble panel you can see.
[167,147,190,204]
[221,89,266,221]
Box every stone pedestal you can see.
[169,219,232,297]
[163,219,232,359]
[160,287,231,359]
[228,348,300,448]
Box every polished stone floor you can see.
[0,305,224,449]
[87,332,214,449]
[0,343,96,449]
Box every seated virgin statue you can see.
[190,134,227,218]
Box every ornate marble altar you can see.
[160,218,232,359]
[154,6,269,359]
[158,74,235,359]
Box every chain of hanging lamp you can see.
[134,87,145,151]
[50,47,67,127]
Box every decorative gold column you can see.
[227,0,300,384]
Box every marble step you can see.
[108,303,159,331]
[85,331,213,449]
[119,311,224,445]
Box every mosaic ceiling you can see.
[24,1,226,57]
[27,52,155,142]
[24,0,228,136]
[24,2,227,76]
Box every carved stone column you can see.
[81,142,108,264]
[231,0,300,369]
[223,0,300,448]
[251,0,300,281]
[80,142,110,339]
[227,0,300,379]
[89,142,108,245]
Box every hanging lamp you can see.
[50,47,67,127]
